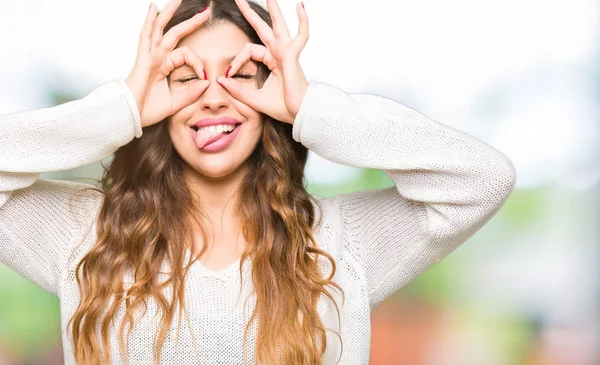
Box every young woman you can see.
[0,0,516,364]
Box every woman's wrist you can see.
[125,72,149,126]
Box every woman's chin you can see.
[185,158,247,180]
[199,169,237,180]
[172,134,259,181]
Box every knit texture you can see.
[0,79,516,364]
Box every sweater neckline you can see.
[184,248,244,278]
[193,257,242,277]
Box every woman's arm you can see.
[1,79,142,190]
[0,79,142,295]
[294,81,516,309]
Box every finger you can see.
[151,0,183,46]
[227,43,272,77]
[171,79,210,113]
[265,0,290,40]
[168,46,206,81]
[139,3,158,53]
[162,7,211,51]
[234,0,275,46]
[217,76,261,111]
[290,1,309,55]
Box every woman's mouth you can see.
[189,123,243,152]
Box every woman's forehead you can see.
[177,21,251,60]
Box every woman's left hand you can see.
[216,0,309,124]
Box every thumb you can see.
[217,76,260,111]
[171,80,210,113]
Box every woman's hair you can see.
[68,1,342,364]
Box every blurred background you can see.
[1,0,599,364]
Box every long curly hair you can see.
[68,1,342,364]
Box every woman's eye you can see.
[232,73,256,80]
[175,75,199,84]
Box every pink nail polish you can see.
[225,66,232,78]
[200,7,208,13]
[301,2,305,9]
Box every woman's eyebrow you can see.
[219,55,258,68]
[220,55,237,66]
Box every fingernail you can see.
[225,66,232,78]
[200,7,208,13]
[149,3,152,11]
[203,70,207,80]
[301,2,305,9]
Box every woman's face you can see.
[168,21,263,179]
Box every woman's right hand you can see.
[126,0,211,128]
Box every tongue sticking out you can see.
[195,129,229,149]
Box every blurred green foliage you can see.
[0,265,60,357]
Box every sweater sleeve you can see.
[293,81,516,309]
[0,79,142,296]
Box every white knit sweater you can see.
[0,79,515,364]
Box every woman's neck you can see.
[183,164,249,268]
[184,163,247,247]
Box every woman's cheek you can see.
[169,104,195,132]
[232,99,260,119]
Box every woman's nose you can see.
[199,79,230,112]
